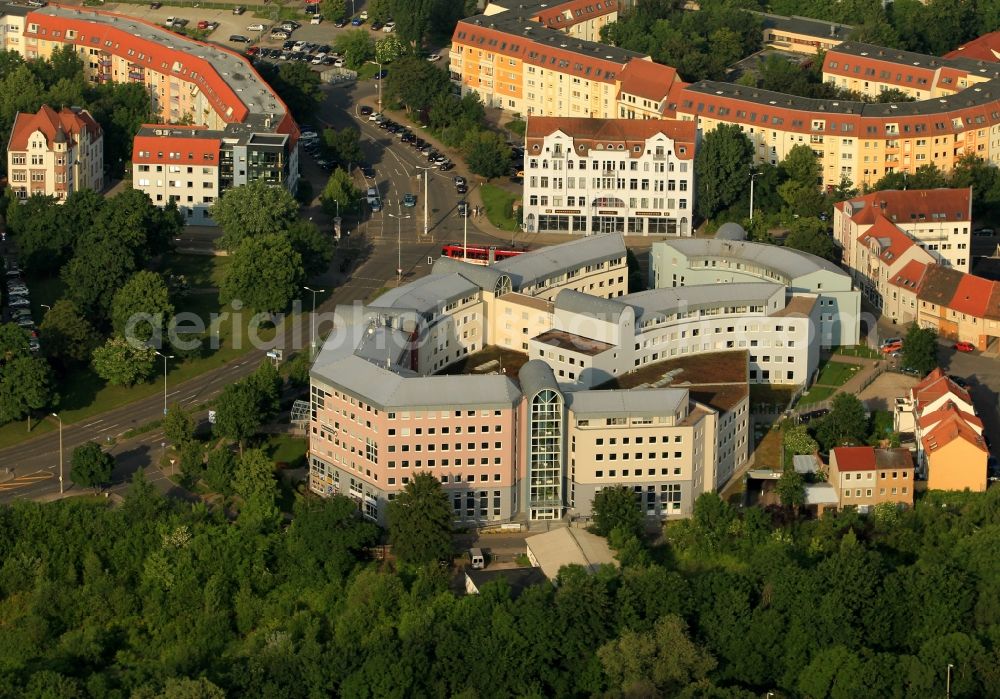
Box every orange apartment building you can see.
[894,368,988,491]
[6,105,103,200]
[828,446,915,511]
[0,4,299,221]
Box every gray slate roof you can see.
[716,222,748,241]
[565,388,687,418]
[518,359,559,398]
[496,233,626,288]
[555,288,630,323]
[431,256,510,292]
[624,282,784,325]
[657,238,846,279]
[370,273,480,316]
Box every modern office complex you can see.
[0,4,298,222]
[650,235,861,347]
[6,105,103,200]
[308,235,828,524]
[522,117,696,235]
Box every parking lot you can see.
[2,255,40,354]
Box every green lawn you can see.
[797,385,836,406]
[480,184,519,232]
[815,360,860,387]
[0,254,280,449]
[356,63,380,81]
[161,254,228,289]
[835,345,880,359]
[268,434,308,468]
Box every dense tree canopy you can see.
[903,323,938,374]
[220,233,305,315]
[211,180,300,253]
[387,472,453,565]
[695,124,754,220]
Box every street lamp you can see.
[946,663,954,699]
[51,412,63,494]
[303,286,325,356]
[154,351,174,416]
[367,60,383,112]
[388,210,411,281]
[40,303,51,312]
[749,167,761,222]
[416,165,434,239]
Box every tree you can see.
[38,300,99,369]
[902,323,937,374]
[598,614,716,696]
[321,167,361,216]
[322,126,364,169]
[592,484,644,538]
[375,34,407,64]
[210,180,299,252]
[6,194,66,274]
[245,359,282,419]
[287,220,333,277]
[61,236,137,323]
[319,0,348,22]
[814,393,868,450]
[220,234,305,315]
[776,469,806,509]
[387,471,453,564]
[462,130,511,180]
[0,354,54,425]
[784,217,837,261]
[70,441,115,491]
[625,248,645,292]
[213,382,266,451]
[334,29,376,70]
[784,423,819,456]
[233,448,281,531]
[85,188,179,264]
[163,404,196,447]
[91,335,156,387]
[111,271,175,345]
[204,447,237,494]
[384,56,451,113]
[273,61,323,119]
[696,124,754,220]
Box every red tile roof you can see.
[526,117,696,159]
[916,264,964,309]
[533,0,619,28]
[888,259,927,292]
[921,413,987,454]
[873,448,914,470]
[7,105,101,152]
[132,126,221,165]
[918,401,982,432]
[949,273,996,317]
[842,188,972,226]
[912,369,972,410]
[944,32,1000,62]
[618,59,683,105]
[858,215,916,263]
[832,446,876,471]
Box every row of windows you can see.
[843,470,910,480]
[386,459,504,469]
[388,424,503,436]
[594,466,686,477]
[387,441,505,452]
[844,487,909,497]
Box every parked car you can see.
[403,193,416,208]
[247,23,266,32]
[360,105,373,116]
[881,341,903,354]
[954,341,976,352]
[438,161,454,171]
[880,337,902,348]
[197,20,210,29]
[232,5,245,14]
[351,17,364,25]
[370,199,382,212]
[334,18,347,27]
[172,18,188,27]
[8,297,29,308]
[797,408,829,424]
[371,21,383,31]
[899,366,921,376]
[383,21,396,32]
[310,14,322,24]
[456,183,468,194]
[359,9,368,18]
[453,175,466,187]
[246,46,260,56]
[229,34,249,43]
[150,2,162,8]
[15,317,34,328]
[426,53,440,62]
[949,374,969,388]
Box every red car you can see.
[197,20,209,29]
[954,341,976,352]
[245,46,260,56]
[881,342,903,354]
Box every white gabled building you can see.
[523,117,697,236]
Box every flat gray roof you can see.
[565,387,687,418]
[656,238,847,279]
[370,273,480,317]
[495,233,626,289]
[555,288,630,323]
[526,527,617,579]
[753,11,853,41]
[432,256,511,292]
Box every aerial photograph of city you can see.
[0,0,999,694]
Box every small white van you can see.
[469,548,485,570]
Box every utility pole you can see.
[463,201,469,262]
[389,210,411,281]
[946,663,954,699]
[367,60,383,111]
[749,167,760,222]
[416,165,434,240]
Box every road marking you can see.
[97,423,119,433]
[0,471,53,492]
[183,393,199,402]
[82,419,104,428]
[167,390,181,397]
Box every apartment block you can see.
[894,369,987,491]
[523,117,696,236]
[307,235,762,524]
[834,188,972,273]
[650,235,862,347]
[0,4,299,222]
[828,446,915,511]
[6,105,103,200]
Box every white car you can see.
[300,130,319,140]
[334,57,345,67]
[311,53,326,64]
[247,23,265,32]
[359,9,368,19]
[310,14,322,24]
[165,16,175,25]
[292,40,306,52]
[9,297,30,308]
[383,21,395,32]
[426,53,441,62]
